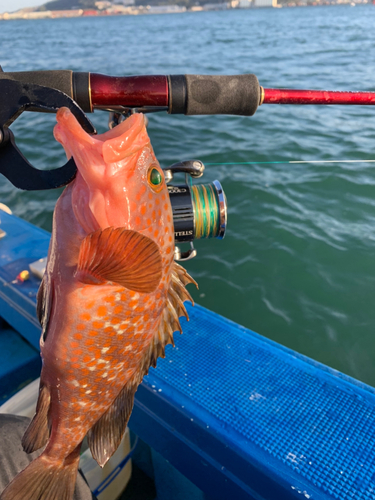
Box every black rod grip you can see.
[169,74,260,116]
[0,70,73,97]
[0,71,92,112]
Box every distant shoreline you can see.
[0,0,370,19]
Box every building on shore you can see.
[253,0,278,6]
[50,9,84,17]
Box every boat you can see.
[1,207,375,500]
[1,70,375,500]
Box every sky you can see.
[0,0,41,13]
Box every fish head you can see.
[54,108,173,245]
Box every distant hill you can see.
[38,0,97,10]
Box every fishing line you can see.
[205,160,375,165]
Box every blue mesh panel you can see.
[145,304,375,500]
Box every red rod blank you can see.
[263,88,375,105]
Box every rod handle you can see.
[169,74,260,116]
[0,71,91,112]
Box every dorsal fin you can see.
[87,383,137,468]
[75,227,162,293]
[146,262,197,371]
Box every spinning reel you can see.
[163,160,227,261]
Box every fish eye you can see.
[147,165,164,192]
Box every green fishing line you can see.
[191,184,220,239]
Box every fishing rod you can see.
[2,70,375,114]
[1,68,375,260]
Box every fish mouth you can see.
[54,108,149,165]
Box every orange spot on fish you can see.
[154,230,159,238]
[85,338,95,346]
[152,210,156,219]
[104,296,115,303]
[85,301,95,309]
[146,218,151,225]
[80,312,91,321]
[140,205,147,215]
[155,198,160,205]
[167,215,171,222]
[97,306,107,317]
[76,324,86,331]
[114,305,123,314]
[135,216,141,226]
[166,247,171,254]
[111,317,121,325]
[164,203,169,210]
[83,355,91,363]
[74,333,83,340]
[71,341,79,348]
[148,193,153,200]
[93,320,104,329]
[89,330,98,337]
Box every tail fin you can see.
[0,448,80,500]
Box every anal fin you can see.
[22,385,51,454]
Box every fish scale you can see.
[0,109,196,500]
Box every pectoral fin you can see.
[76,227,162,293]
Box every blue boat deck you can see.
[0,210,374,500]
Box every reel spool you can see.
[163,160,227,261]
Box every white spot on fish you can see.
[88,367,96,371]
[102,372,108,378]
[101,347,109,353]
[124,345,133,351]
[78,401,87,407]
[71,380,79,387]
[97,359,106,364]
[85,390,92,394]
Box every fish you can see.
[0,107,197,500]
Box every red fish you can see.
[1,108,196,500]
